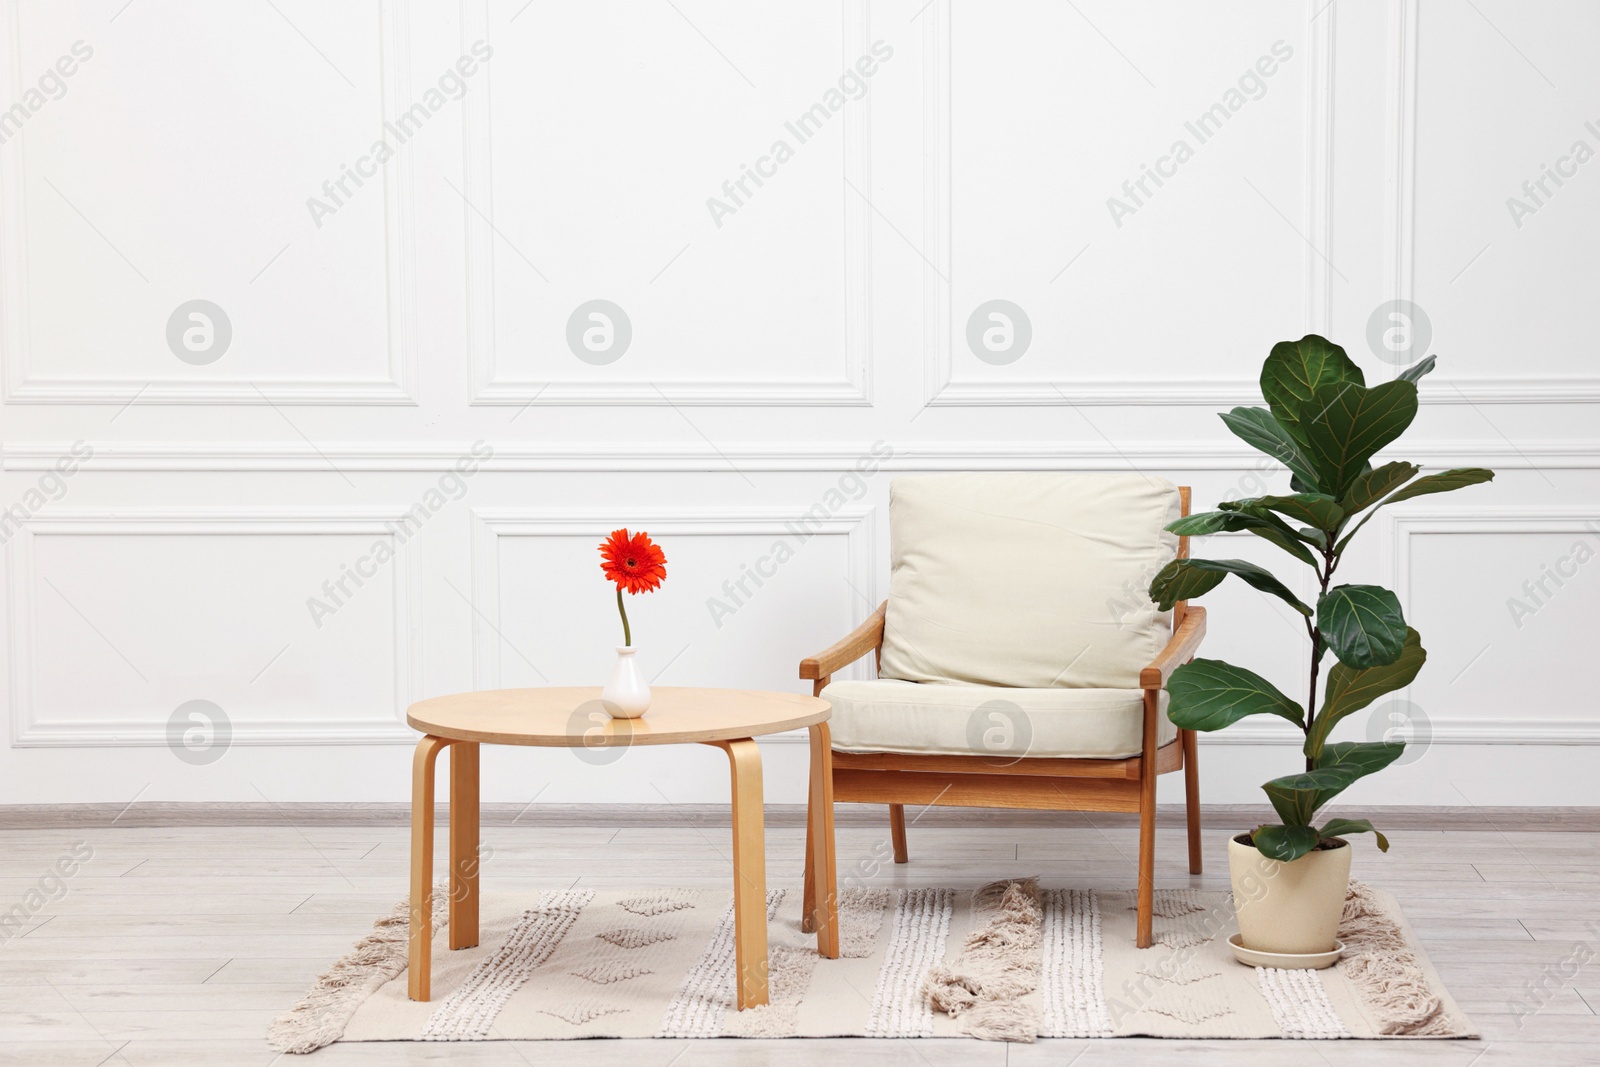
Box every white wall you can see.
[2,0,1596,809]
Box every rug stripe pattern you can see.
[420,889,594,1040]
[658,889,786,1038]
[1256,966,1351,1039]
[865,887,954,1037]
[1041,888,1113,1037]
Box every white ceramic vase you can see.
[1228,834,1351,956]
[601,645,651,719]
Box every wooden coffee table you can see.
[404,686,837,1010]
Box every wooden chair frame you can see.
[799,487,1206,948]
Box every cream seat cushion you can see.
[823,679,1174,760]
[879,473,1181,690]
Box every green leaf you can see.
[1168,509,1318,566]
[1374,467,1496,508]
[1263,740,1406,824]
[1148,558,1226,606]
[1219,407,1322,490]
[1241,521,1320,567]
[1149,558,1313,616]
[1398,354,1437,383]
[1312,740,1407,809]
[1318,739,1406,773]
[1166,511,1242,536]
[1246,493,1346,532]
[1263,773,1331,825]
[1318,585,1408,668]
[1338,461,1421,524]
[1306,628,1426,758]
[1318,818,1390,852]
[1252,823,1323,862]
[1298,525,1328,547]
[1334,468,1496,554]
[1167,659,1306,732]
[1260,335,1366,443]
[1295,379,1420,499]
[1218,502,1327,565]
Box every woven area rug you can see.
[269,879,1474,1050]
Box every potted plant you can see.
[1148,335,1493,959]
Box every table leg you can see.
[409,735,451,1001]
[806,722,840,958]
[449,741,480,950]
[717,738,768,1009]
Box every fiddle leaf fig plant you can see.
[1149,335,1494,862]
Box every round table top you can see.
[405,686,831,747]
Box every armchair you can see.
[800,473,1206,947]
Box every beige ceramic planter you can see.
[1228,834,1351,955]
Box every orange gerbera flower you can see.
[600,529,666,647]
[599,529,667,594]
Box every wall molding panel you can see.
[1384,504,1600,619]
[920,0,1338,409]
[467,506,876,693]
[1384,0,1419,315]
[1163,510,1600,746]
[1364,505,1600,747]
[1377,0,1600,403]
[7,508,421,747]
[8,439,1596,472]
[460,0,872,407]
[916,378,1600,407]
[0,1,417,406]
[1302,0,1335,335]
[920,0,1600,407]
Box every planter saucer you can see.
[1227,933,1343,970]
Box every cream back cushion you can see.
[878,473,1180,689]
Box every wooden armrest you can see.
[1139,606,1207,690]
[800,601,887,681]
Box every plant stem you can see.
[1305,634,1322,772]
[616,587,631,647]
[1305,540,1337,772]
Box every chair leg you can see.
[801,793,817,935]
[806,723,839,958]
[796,735,812,934]
[1182,728,1202,875]
[1136,691,1159,948]
[802,673,828,934]
[889,804,908,864]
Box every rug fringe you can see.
[266,888,447,1054]
[1339,881,1453,1036]
[922,878,1044,1042]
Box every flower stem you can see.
[616,586,631,647]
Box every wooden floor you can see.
[1,815,1596,1065]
